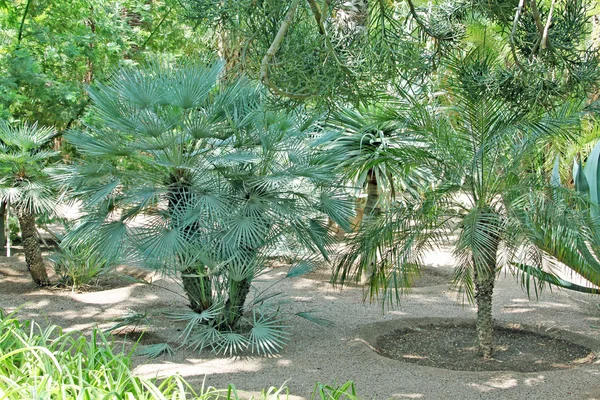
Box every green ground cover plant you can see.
[0,309,359,399]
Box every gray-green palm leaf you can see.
[61,61,352,354]
[0,121,59,286]
[335,51,593,359]
[318,102,429,229]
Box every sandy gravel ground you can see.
[2,248,600,400]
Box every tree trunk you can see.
[16,208,49,286]
[167,173,214,314]
[473,236,500,359]
[0,202,5,252]
[363,169,380,222]
[222,278,251,330]
[181,266,213,313]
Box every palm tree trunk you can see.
[364,169,380,221]
[16,208,49,286]
[167,174,214,314]
[473,237,500,359]
[222,278,251,329]
[181,266,213,313]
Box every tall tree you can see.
[334,50,600,359]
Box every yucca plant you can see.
[0,121,58,286]
[59,61,352,354]
[335,49,600,359]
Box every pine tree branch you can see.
[17,0,33,46]
[405,0,440,39]
[307,0,325,34]
[259,0,311,99]
[528,0,546,39]
[510,0,526,73]
[133,6,173,58]
[541,0,556,51]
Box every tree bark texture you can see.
[222,278,251,330]
[16,208,49,286]
[168,173,214,314]
[181,266,213,313]
[363,169,381,222]
[473,235,500,359]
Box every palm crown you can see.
[61,61,352,354]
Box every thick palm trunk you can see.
[363,169,381,221]
[222,278,251,330]
[473,236,500,359]
[167,174,215,314]
[181,266,213,313]
[16,208,49,286]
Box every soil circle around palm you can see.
[359,318,597,372]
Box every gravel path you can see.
[2,249,600,399]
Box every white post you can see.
[5,201,10,258]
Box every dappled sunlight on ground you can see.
[3,248,600,399]
[73,286,135,304]
[468,375,519,392]
[391,394,424,399]
[134,357,265,379]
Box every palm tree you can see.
[334,52,597,359]
[0,121,57,286]
[318,103,427,232]
[61,61,352,354]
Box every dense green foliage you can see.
[0,0,207,128]
[2,0,600,364]
[59,61,351,354]
[0,310,359,399]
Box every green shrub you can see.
[49,240,114,289]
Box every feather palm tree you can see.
[334,51,600,359]
[60,61,352,354]
[0,121,58,286]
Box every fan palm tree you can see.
[60,61,352,354]
[0,121,58,286]
[318,103,428,232]
[334,51,599,359]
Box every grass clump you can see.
[0,310,198,399]
[0,310,360,399]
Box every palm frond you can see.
[137,343,175,359]
[248,312,289,356]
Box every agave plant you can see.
[60,61,352,354]
[0,121,58,286]
[552,139,600,218]
[335,50,599,359]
